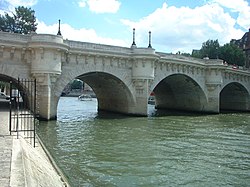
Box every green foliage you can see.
[0,13,15,32]
[219,43,246,66]
[192,39,246,66]
[199,39,220,59]
[71,79,83,90]
[0,81,5,92]
[0,6,37,34]
[0,81,9,92]
[176,51,191,57]
[191,50,201,58]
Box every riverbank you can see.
[0,110,70,187]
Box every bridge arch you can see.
[151,74,207,112]
[0,74,17,85]
[220,82,250,111]
[53,65,136,117]
[78,72,136,113]
[0,74,32,110]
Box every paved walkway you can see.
[0,110,12,187]
[0,104,69,187]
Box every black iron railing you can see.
[9,78,38,147]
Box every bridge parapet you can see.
[31,34,64,43]
[131,47,156,55]
[0,31,30,46]
[29,34,68,77]
[159,54,211,64]
[29,34,68,50]
[156,54,207,76]
[204,59,223,65]
[65,40,131,55]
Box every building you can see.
[231,28,250,68]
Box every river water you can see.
[37,97,250,187]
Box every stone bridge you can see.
[0,32,249,120]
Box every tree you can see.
[199,39,220,59]
[71,79,83,90]
[219,43,246,66]
[0,13,15,33]
[0,81,10,93]
[0,81,5,92]
[191,39,246,66]
[176,51,191,57]
[0,6,37,34]
[191,49,201,58]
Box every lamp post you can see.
[148,31,152,48]
[131,28,136,48]
[57,19,62,36]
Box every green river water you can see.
[37,97,250,187]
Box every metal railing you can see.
[9,78,38,147]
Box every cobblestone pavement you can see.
[0,109,12,187]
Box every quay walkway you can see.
[0,110,12,187]
[0,108,69,187]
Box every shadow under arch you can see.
[152,74,207,113]
[0,74,33,110]
[76,71,135,115]
[220,82,250,112]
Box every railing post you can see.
[9,81,12,135]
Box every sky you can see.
[0,0,250,53]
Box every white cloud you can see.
[121,2,245,53]
[1,0,248,54]
[78,0,86,8]
[2,0,37,8]
[211,0,248,12]
[0,0,37,14]
[81,0,121,14]
[36,20,128,47]
[212,0,250,29]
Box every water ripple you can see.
[37,97,250,187]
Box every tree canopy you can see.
[0,6,37,34]
[192,39,246,66]
[192,39,220,59]
[71,79,83,90]
[199,39,220,59]
[219,42,246,66]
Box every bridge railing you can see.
[0,31,30,44]
[64,40,132,54]
[158,53,210,66]
[204,59,223,65]
[0,32,64,46]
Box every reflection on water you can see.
[37,97,250,187]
